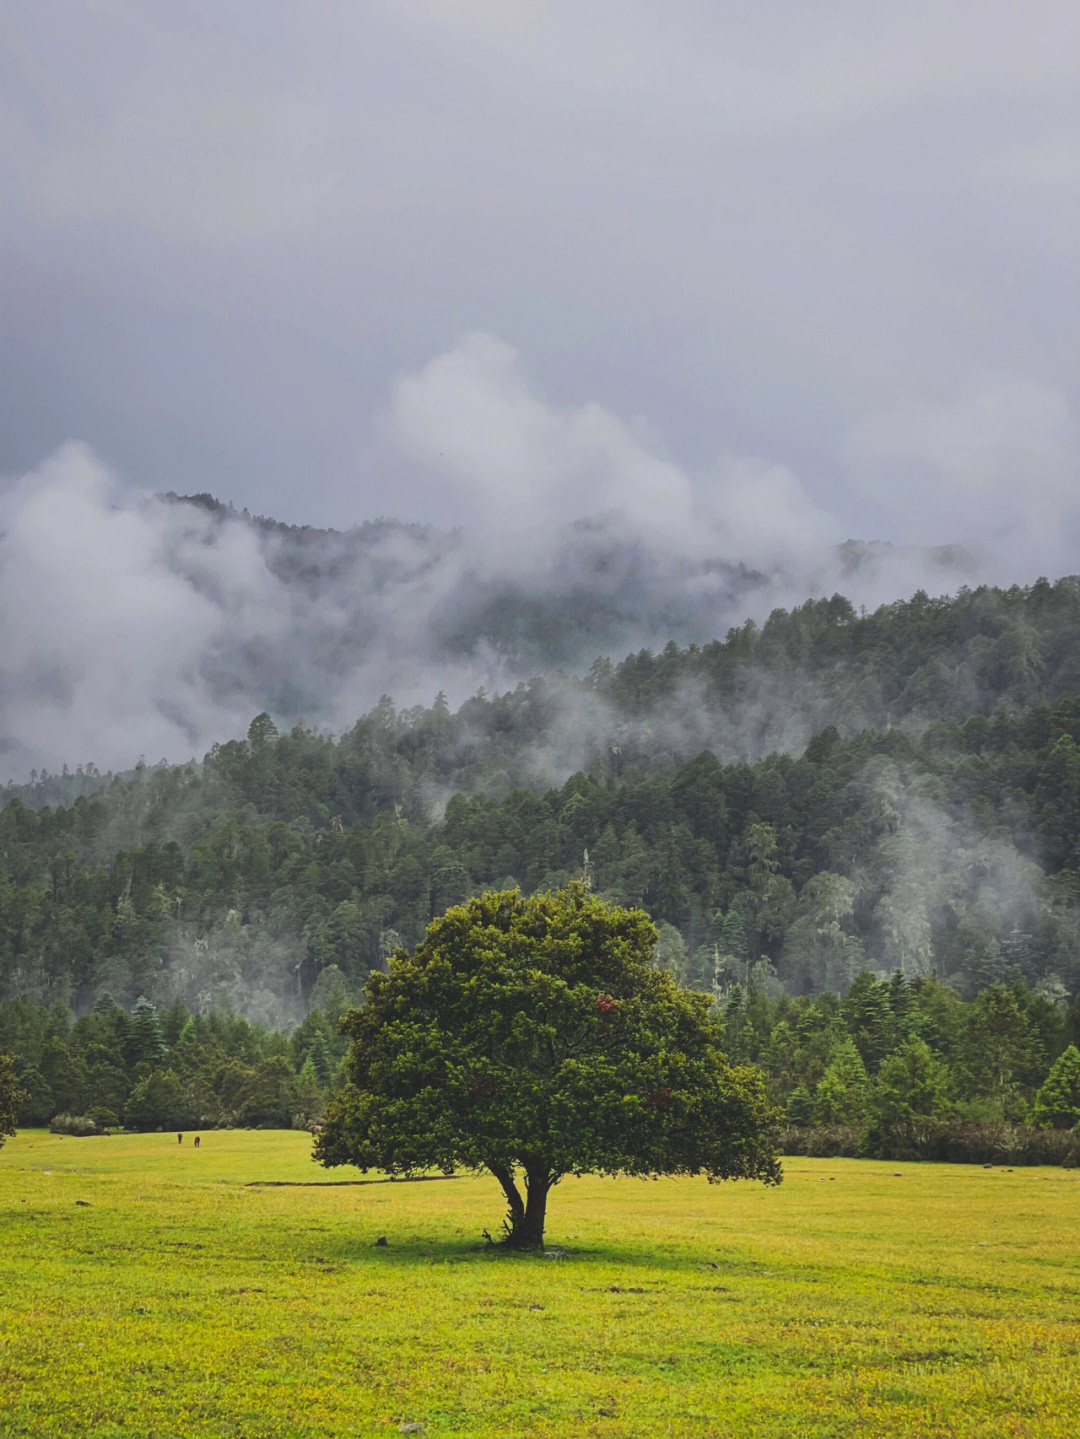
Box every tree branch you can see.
[486,1160,524,1220]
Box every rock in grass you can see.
[373,1235,388,1246]
[398,1424,424,1434]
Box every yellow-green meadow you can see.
[2,1131,1078,1437]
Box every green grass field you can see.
[2,1131,1078,1437]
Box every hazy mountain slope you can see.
[0,462,986,781]
[3,576,1080,1023]
[8,572,1080,820]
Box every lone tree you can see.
[315,887,781,1249]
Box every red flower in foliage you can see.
[595,993,620,1014]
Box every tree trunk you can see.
[487,1161,551,1249]
[519,1165,549,1249]
[489,1160,524,1234]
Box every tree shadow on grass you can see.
[245,1174,462,1189]
[305,1229,728,1273]
[253,1172,757,1274]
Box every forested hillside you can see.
[3,577,1080,1020]
[3,577,1080,1146]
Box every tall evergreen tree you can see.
[126,997,166,1070]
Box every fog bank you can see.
[2,339,1077,781]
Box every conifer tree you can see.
[126,997,167,1070]
[1032,1046,1080,1130]
[0,1053,24,1147]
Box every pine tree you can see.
[126,997,166,1070]
[306,1029,333,1087]
[867,1037,950,1156]
[293,1057,324,1122]
[721,906,750,968]
[813,1038,870,1126]
[1031,1046,1080,1129]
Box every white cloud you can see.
[382,332,696,546]
[848,375,1079,568]
[0,445,288,770]
[711,459,839,563]
[0,424,1000,780]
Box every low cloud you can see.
[848,374,1078,571]
[381,331,697,553]
[0,445,286,770]
[2,338,1071,781]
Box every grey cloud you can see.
[2,3,1079,765]
[3,1,1078,533]
[0,391,983,781]
[847,375,1079,565]
[381,1,1080,128]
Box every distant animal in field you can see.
[194,1136,201,1148]
[177,1133,183,1143]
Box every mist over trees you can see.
[5,577,1080,1013]
[2,574,1080,1155]
[0,466,995,783]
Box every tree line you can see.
[0,983,349,1135]
[3,965,1078,1163]
[2,576,1080,1163]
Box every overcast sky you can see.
[3,2,1079,561]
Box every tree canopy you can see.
[315,886,781,1248]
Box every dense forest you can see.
[4,972,1079,1162]
[3,577,1080,1151]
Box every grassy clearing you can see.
[2,1131,1079,1437]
